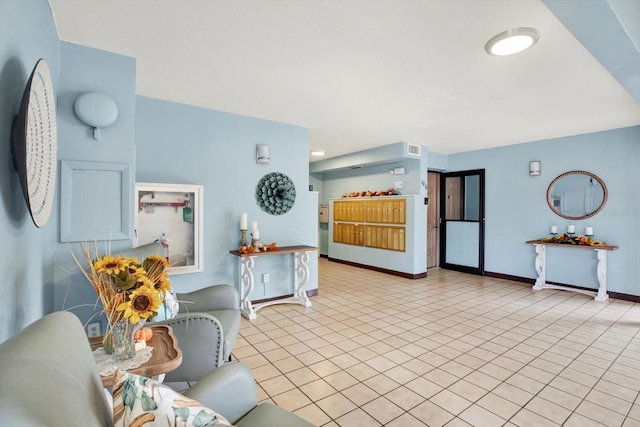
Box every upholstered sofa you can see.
[0,311,314,426]
[119,242,242,382]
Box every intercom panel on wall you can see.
[319,205,329,223]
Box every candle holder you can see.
[567,232,575,238]
[240,229,247,247]
[251,235,260,251]
[550,232,558,238]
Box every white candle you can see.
[567,225,575,234]
[251,221,258,232]
[585,227,594,236]
[253,230,260,240]
[240,213,247,230]
[551,225,557,234]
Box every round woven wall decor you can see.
[255,172,296,215]
[12,59,57,228]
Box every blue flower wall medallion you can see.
[255,172,296,215]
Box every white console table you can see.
[229,245,316,319]
[526,240,618,302]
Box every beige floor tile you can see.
[237,260,640,426]
[295,349,326,366]
[283,341,313,355]
[386,412,429,427]
[335,408,382,427]
[328,353,360,370]
[341,382,379,406]
[444,417,474,427]
[563,412,608,427]
[315,392,357,419]
[409,400,455,427]
[505,372,546,395]
[272,355,305,373]
[260,375,296,397]
[272,388,313,412]
[315,344,344,359]
[477,392,520,419]
[344,362,379,382]
[424,368,459,388]
[548,375,591,399]
[458,404,507,427]
[285,366,321,387]
[293,403,332,426]
[509,408,560,427]
[385,385,426,411]
[524,396,571,424]
[383,365,418,384]
[447,379,488,403]
[255,383,269,402]
[241,353,271,369]
[491,382,534,406]
[251,363,282,382]
[323,371,359,391]
[365,354,397,372]
[575,400,626,426]
[309,360,342,377]
[361,396,405,425]
[463,370,502,391]
[585,389,633,416]
[300,378,338,401]
[405,376,443,399]
[479,362,516,381]
[431,389,472,415]
[440,360,474,378]
[363,373,401,395]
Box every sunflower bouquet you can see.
[72,242,173,332]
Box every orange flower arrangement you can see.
[541,234,604,246]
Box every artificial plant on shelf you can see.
[71,242,174,354]
[541,234,604,246]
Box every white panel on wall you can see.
[445,221,480,268]
[60,160,132,242]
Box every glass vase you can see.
[111,319,135,362]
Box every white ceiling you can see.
[48,0,640,160]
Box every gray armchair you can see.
[118,243,242,382]
[151,284,242,382]
[0,311,313,427]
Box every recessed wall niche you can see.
[134,182,204,275]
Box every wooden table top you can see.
[89,324,182,388]
[526,239,618,251]
[230,245,317,257]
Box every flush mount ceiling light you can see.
[310,150,326,157]
[485,27,540,56]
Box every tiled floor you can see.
[231,259,640,426]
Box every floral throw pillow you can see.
[112,369,231,426]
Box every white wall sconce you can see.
[74,92,119,140]
[256,144,270,164]
[529,161,541,176]
[389,167,405,175]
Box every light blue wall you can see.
[135,96,318,299]
[52,41,138,332]
[0,0,60,343]
[447,126,640,295]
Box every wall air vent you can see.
[407,144,421,156]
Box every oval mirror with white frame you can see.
[546,171,607,220]
[134,182,203,275]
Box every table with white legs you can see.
[526,240,618,302]
[230,245,317,319]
